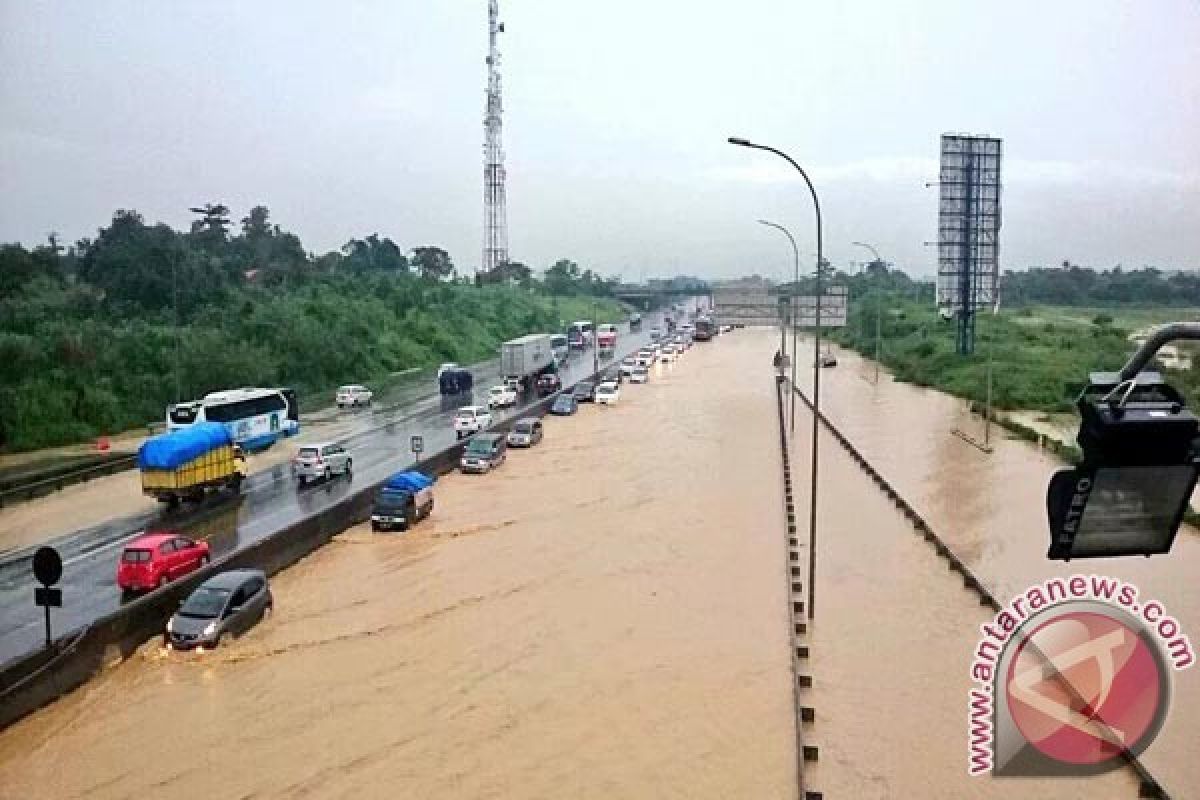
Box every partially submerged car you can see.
[460,433,507,473]
[165,569,272,650]
[507,417,544,448]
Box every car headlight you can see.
[203,622,217,637]
[166,617,175,633]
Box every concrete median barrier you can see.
[0,385,570,733]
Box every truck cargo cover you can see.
[383,470,434,493]
[138,422,232,470]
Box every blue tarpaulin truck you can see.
[138,422,247,506]
[370,470,435,532]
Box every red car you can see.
[117,531,210,594]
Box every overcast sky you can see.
[2,1,1197,280]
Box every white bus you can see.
[167,387,299,451]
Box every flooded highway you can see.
[0,329,800,799]
[0,320,667,664]
[793,341,1200,796]
[799,413,1138,797]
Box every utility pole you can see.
[482,0,508,278]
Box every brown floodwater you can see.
[0,331,799,800]
[792,339,1200,797]
[797,415,1138,797]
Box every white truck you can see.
[500,334,556,388]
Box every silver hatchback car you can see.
[293,442,352,486]
[165,569,273,650]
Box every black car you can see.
[573,381,596,402]
[550,394,578,415]
[536,372,562,396]
[165,569,272,650]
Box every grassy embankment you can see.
[829,297,1200,462]
[3,273,625,451]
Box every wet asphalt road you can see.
[0,315,672,665]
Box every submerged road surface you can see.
[0,317,671,665]
[0,328,800,799]
[794,340,1200,796]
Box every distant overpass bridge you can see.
[611,283,710,309]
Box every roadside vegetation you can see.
[0,205,626,451]
[828,264,1200,415]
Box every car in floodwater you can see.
[549,394,578,415]
[573,381,597,402]
[165,569,272,650]
[619,358,637,378]
[371,471,434,532]
[118,531,210,595]
[460,433,507,473]
[629,365,649,384]
[595,381,621,406]
[507,417,544,448]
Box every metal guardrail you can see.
[0,455,139,509]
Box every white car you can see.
[487,385,518,408]
[595,381,620,405]
[659,349,677,364]
[635,349,655,367]
[503,376,522,391]
[335,384,373,408]
[629,366,649,384]
[453,405,493,439]
[619,360,637,377]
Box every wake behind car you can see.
[460,433,507,473]
[371,470,434,532]
[165,569,272,650]
[507,417,544,448]
[118,531,210,594]
[454,405,493,439]
[293,442,352,486]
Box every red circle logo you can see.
[1005,610,1166,766]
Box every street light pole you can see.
[729,136,823,620]
[852,241,884,384]
[758,219,799,432]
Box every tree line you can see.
[0,204,624,451]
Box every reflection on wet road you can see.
[0,327,798,800]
